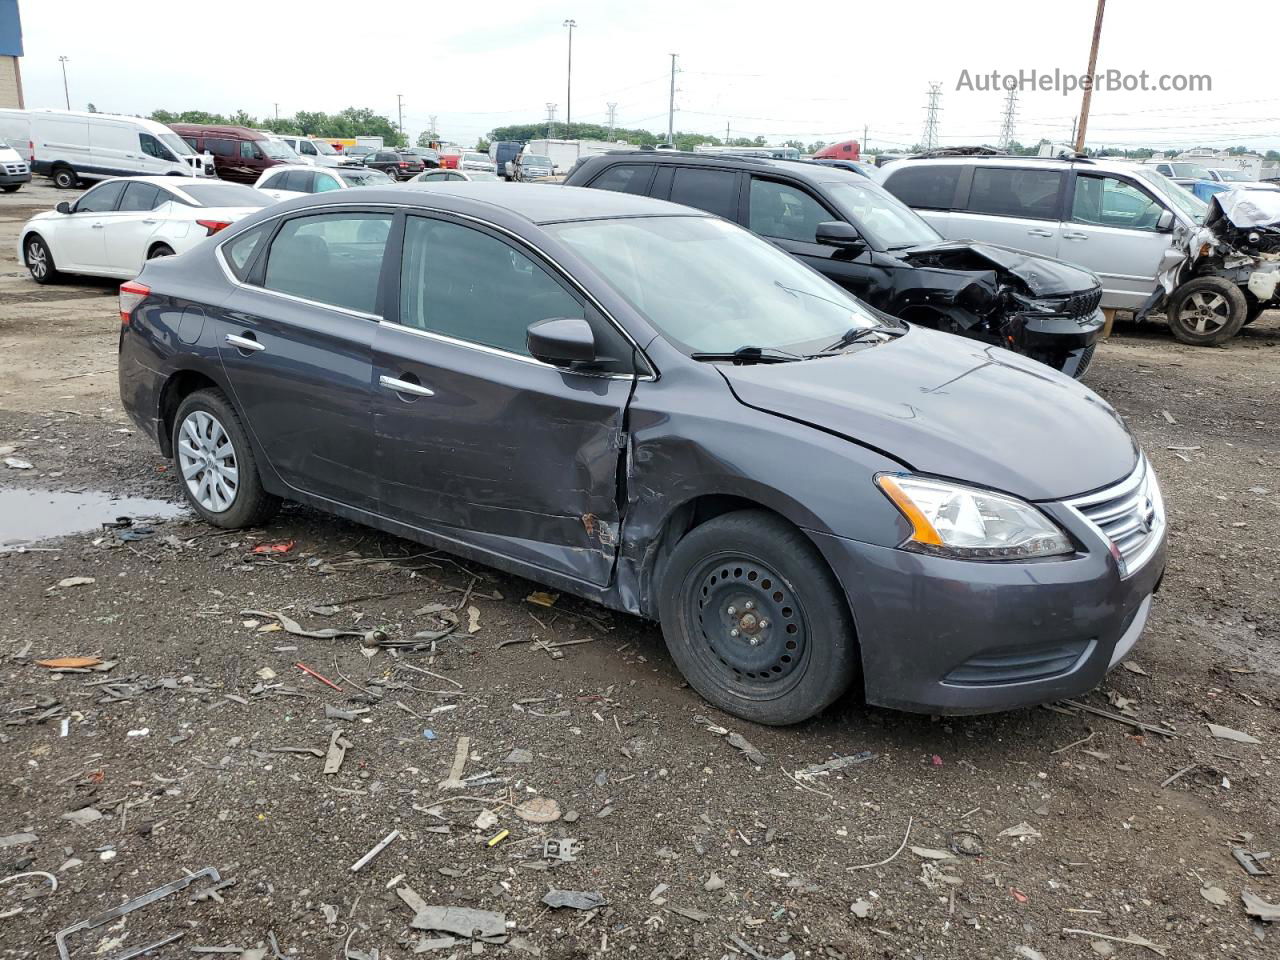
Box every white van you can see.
[276,135,347,167]
[0,109,215,188]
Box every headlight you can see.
[876,474,1074,560]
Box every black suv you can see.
[364,151,426,181]
[565,152,1106,377]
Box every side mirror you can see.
[815,220,867,251]
[56,201,72,214]
[1156,209,1174,231]
[527,317,597,367]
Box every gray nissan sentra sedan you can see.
[117,184,1167,725]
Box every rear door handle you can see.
[142,218,158,224]
[225,333,265,352]
[1027,228,1054,238]
[1063,231,1089,241]
[379,375,434,398]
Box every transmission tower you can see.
[545,103,559,139]
[606,102,618,140]
[921,82,942,151]
[997,89,1018,150]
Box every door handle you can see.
[379,375,434,398]
[225,333,265,352]
[1062,231,1089,241]
[90,223,104,229]
[1027,228,1054,238]
[142,218,158,224]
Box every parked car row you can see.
[112,182,1167,726]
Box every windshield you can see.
[464,153,489,162]
[823,179,941,249]
[159,133,195,156]
[1216,169,1250,182]
[548,216,884,355]
[177,183,269,207]
[523,155,551,165]
[310,140,338,155]
[259,139,298,160]
[1130,166,1208,223]
[1169,162,1212,180]
[340,169,392,186]
[346,146,372,156]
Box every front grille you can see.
[2,162,27,175]
[1066,456,1165,577]
[1051,287,1103,318]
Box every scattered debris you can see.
[323,730,352,775]
[998,822,1042,840]
[542,838,581,862]
[849,817,913,871]
[243,609,380,643]
[910,846,955,860]
[1231,847,1272,877]
[350,830,400,872]
[295,662,342,691]
[665,904,711,923]
[437,736,471,790]
[0,870,57,895]
[61,806,103,827]
[1242,890,1280,922]
[1056,699,1178,737]
[1206,723,1260,745]
[54,576,95,589]
[410,906,506,939]
[0,833,37,849]
[850,899,874,919]
[36,656,102,670]
[703,872,725,892]
[1014,948,1046,960]
[516,797,562,823]
[4,457,33,470]
[947,831,984,856]
[1200,885,1229,906]
[1062,929,1168,957]
[726,732,766,766]
[504,748,533,764]
[795,751,876,780]
[526,592,558,608]
[542,889,606,910]
[1121,661,1149,676]
[251,541,295,555]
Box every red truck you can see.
[813,140,860,161]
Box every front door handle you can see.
[379,375,434,398]
[1062,231,1089,241]
[1027,228,1054,238]
[90,223,104,229]
[142,218,158,224]
[225,333,265,352]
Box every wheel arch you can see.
[146,240,175,260]
[156,369,224,458]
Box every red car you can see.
[813,140,860,162]
[437,146,462,170]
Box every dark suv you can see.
[365,151,426,181]
[565,152,1106,377]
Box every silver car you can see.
[881,155,1206,313]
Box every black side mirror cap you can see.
[527,317,598,367]
[816,220,866,251]
[56,201,71,214]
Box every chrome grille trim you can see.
[1066,455,1165,578]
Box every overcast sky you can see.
[16,0,1280,152]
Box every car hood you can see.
[717,326,1137,502]
[897,240,1099,296]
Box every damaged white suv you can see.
[882,153,1276,345]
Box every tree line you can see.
[149,107,408,147]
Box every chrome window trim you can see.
[213,200,656,377]
[1065,454,1165,578]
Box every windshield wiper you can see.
[690,345,806,364]
[816,326,906,354]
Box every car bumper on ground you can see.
[809,503,1167,715]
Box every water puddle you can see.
[0,488,188,548]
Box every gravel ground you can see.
[1,180,1278,960]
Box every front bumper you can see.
[810,506,1166,715]
[0,169,31,186]
[1017,306,1107,352]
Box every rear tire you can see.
[147,244,175,260]
[658,510,859,726]
[51,166,77,189]
[1,184,20,193]
[1166,276,1247,346]
[172,388,280,529]
[24,235,60,284]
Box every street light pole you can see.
[58,56,70,110]
[563,19,576,128]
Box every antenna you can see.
[921,82,942,151]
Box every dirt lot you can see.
[1,180,1278,960]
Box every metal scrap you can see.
[410,905,507,939]
[324,730,352,775]
[795,751,876,780]
[350,830,400,872]
[542,889,607,910]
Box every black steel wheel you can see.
[658,510,858,725]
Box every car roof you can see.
[584,150,861,184]
[170,123,266,139]
[280,182,703,224]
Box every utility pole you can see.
[396,94,404,144]
[863,123,868,154]
[997,89,1018,150]
[1075,0,1106,153]
[725,121,730,145]
[274,102,280,120]
[429,114,438,141]
[921,82,942,151]
[58,56,70,110]
[606,102,617,140]
[563,19,576,127]
[667,53,678,146]
[546,103,558,139]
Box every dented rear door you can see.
[372,213,628,586]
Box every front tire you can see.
[172,389,280,529]
[658,510,859,726]
[1,184,20,193]
[1166,276,1247,346]
[24,235,60,284]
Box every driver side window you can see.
[1071,175,1163,231]
[74,180,126,213]
[749,179,832,243]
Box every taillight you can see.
[119,281,150,326]
[26,139,34,164]
[399,162,408,168]
[196,219,232,236]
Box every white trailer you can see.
[524,138,638,174]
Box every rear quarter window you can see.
[223,225,268,281]
[882,164,961,210]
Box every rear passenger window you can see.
[590,164,652,195]
[399,216,582,356]
[206,139,237,158]
[223,225,268,281]
[263,213,392,314]
[669,167,739,220]
[966,168,1063,220]
[882,165,960,210]
[281,171,313,193]
[118,182,162,212]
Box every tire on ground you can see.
[1165,276,1247,346]
[657,509,859,726]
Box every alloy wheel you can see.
[1178,291,1231,335]
[27,241,47,279]
[689,555,809,689]
[177,410,239,513]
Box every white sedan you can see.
[408,169,501,184]
[253,164,394,202]
[18,177,269,283]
